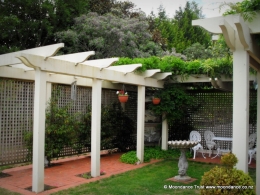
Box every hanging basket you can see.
[152,98,161,105]
[118,95,129,103]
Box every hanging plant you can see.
[117,84,129,103]
[117,90,129,103]
[152,97,161,105]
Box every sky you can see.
[129,0,242,18]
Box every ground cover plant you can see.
[120,146,192,164]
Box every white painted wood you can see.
[106,64,142,74]
[248,13,260,33]
[46,83,52,104]
[232,50,249,173]
[193,14,260,176]
[17,53,164,88]
[91,79,102,177]
[136,85,145,163]
[256,72,260,195]
[9,64,34,71]
[0,66,123,89]
[82,58,119,70]
[161,114,168,150]
[0,43,64,66]
[49,51,95,64]
[193,13,260,34]
[152,73,172,80]
[32,68,46,193]
[219,19,235,51]
[135,69,161,78]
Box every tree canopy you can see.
[55,12,163,58]
[0,0,89,54]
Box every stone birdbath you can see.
[168,140,198,181]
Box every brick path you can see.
[0,152,256,195]
[0,153,160,195]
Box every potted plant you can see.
[152,97,161,105]
[117,90,129,103]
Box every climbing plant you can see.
[115,56,233,78]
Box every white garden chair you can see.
[204,130,218,157]
[189,131,205,159]
[248,133,257,164]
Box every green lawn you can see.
[51,159,256,195]
[0,159,256,195]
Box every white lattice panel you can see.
[0,79,34,165]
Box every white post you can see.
[232,50,249,173]
[46,82,52,103]
[161,114,168,150]
[256,72,260,195]
[136,85,145,163]
[91,79,102,177]
[32,68,46,193]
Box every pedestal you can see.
[174,148,191,181]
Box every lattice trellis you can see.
[0,79,34,165]
[1,79,257,165]
[0,80,138,165]
[169,89,257,150]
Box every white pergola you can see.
[193,13,260,194]
[0,44,171,193]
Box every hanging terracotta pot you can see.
[152,98,161,105]
[118,95,129,103]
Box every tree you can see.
[172,1,211,53]
[183,43,213,60]
[55,12,163,58]
[0,0,89,54]
[88,0,143,18]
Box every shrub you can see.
[120,151,140,164]
[120,146,192,164]
[200,153,255,195]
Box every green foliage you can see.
[120,146,192,164]
[55,12,163,58]
[115,56,233,78]
[220,0,260,46]
[208,35,232,59]
[120,151,140,164]
[183,43,213,60]
[172,1,211,53]
[221,0,260,22]
[220,153,238,168]
[200,153,255,195]
[0,0,89,54]
[148,2,211,54]
[149,84,195,123]
[23,87,136,164]
[45,98,80,163]
[100,103,135,151]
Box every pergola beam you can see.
[18,53,163,88]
